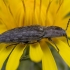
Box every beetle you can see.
[0,19,70,52]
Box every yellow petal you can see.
[0,0,19,33]
[49,0,70,29]
[6,0,23,17]
[54,0,70,28]
[40,40,57,70]
[0,44,14,69]
[56,0,70,19]
[49,0,59,19]
[7,0,24,27]
[56,39,70,67]
[0,22,7,33]
[0,0,19,29]
[49,38,70,66]
[20,0,53,26]
[6,44,25,70]
[29,43,43,62]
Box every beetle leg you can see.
[24,41,37,44]
[24,39,41,44]
[24,41,29,44]
[6,43,19,48]
[37,39,41,42]
[48,38,59,52]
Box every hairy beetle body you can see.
[0,25,44,43]
[0,25,67,43]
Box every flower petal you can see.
[0,44,14,69]
[53,0,70,28]
[56,0,70,19]
[6,44,25,70]
[56,39,70,67]
[40,40,57,70]
[0,22,7,33]
[0,0,19,29]
[49,38,70,66]
[49,0,70,29]
[20,0,53,26]
[49,0,59,19]
[8,0,23,16]
[8,0,24,26]
[29,43,43,62]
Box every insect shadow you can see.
[0,19,70,52]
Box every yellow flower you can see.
[0,0,70,70]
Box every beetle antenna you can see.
[65,35,70,47]
[6,43,19,48]
[66,19,70,31]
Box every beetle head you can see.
[43,26,66,38]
